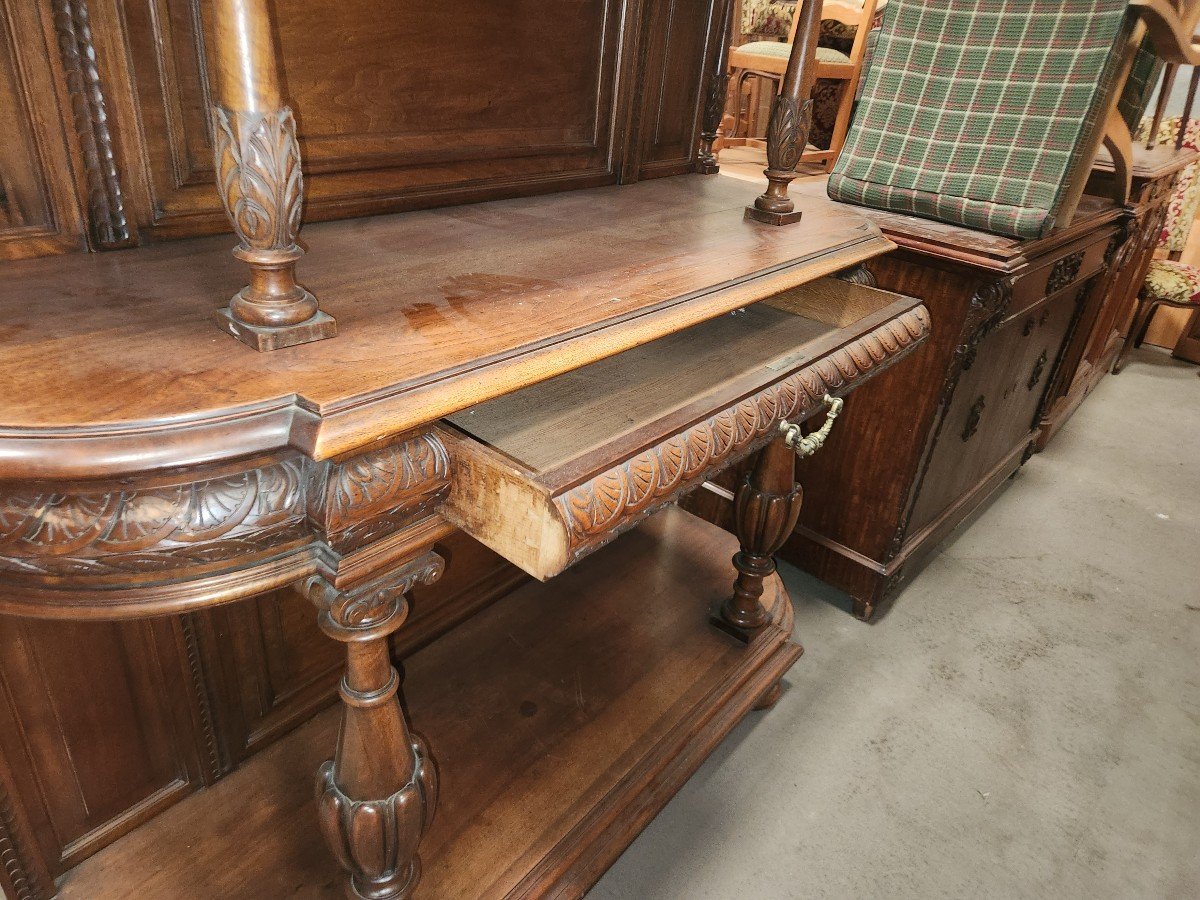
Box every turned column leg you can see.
[717,436,803,637]
[210,0,336,351]
[744,0,822,226]
[696,0,736,173]
[299,553,443,900]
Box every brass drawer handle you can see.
[779,394,844,458]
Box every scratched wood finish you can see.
[0,178,890,477]
[56,508,801,900]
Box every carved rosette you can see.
[1046,250,1085,296]
[317,736,438,900]
[554,306,931,561]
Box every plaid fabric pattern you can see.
[828,0,1132,239]
[1118,38,1164,132]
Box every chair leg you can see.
[1113,296,1160,373]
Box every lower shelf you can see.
[58,507,801,899]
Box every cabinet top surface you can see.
[798,179,1122,272]
[0,176,890,479]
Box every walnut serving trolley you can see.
[0,1,928,897]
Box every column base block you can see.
[216,307,338,352]
[744,206,805,226]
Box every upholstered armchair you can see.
[828,0,1189,240]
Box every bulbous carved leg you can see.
[299,552,444,900]
[718,437,802,638]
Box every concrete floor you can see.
[591,347,1200,899]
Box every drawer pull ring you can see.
[780,394,844,458]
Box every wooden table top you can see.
[0,176,890,479]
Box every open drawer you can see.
[437,278,930,579]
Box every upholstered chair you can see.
[828,0,1147,240]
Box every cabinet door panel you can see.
[117,0,626,238]
[0,617,202,872]
[0,0,86,258]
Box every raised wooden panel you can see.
[631,0,716,179]
[0,0,86,258]
[115,0,627,238]
[0,617,203,874]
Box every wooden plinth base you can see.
[215,307,338,351]
[59,508,800,899]
[695,159,721,175]
[744,206,804,226]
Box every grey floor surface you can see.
[590,347,1200,900]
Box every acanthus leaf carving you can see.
[553,306,931,560]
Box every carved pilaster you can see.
[718,438,802,637]
[299,552,443,900]
[696,0,736,173]
[53,0,132,249]
[211,0,335,351]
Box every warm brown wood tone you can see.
[0,178,890,482]
[0,730,56,900]
[0,158,918,896]
[1039,144,1198,447]
[697,0,738,174]
[207,0,335,350]
[0,616,205,873]
[722,437,802,633]
[0,0,87,260]
[0,533,520,881]
[685,181,1126,621]
[56,508,801,899]
[1173,307,1200,363]
[440,278,927,580]
[745,0,822,225]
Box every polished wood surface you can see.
[0,177,890,479]
[56,508,801,899]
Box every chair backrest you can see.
[828,0,1139,240]
[787,0,877,49]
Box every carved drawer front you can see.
[438,278,930,580]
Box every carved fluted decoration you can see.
[211,0,335,351]
[745,0,823,225]
[697,0,737,173]
[299,554,444,900]
[719,437,803,634]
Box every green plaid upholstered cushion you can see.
[828,0,1134,240]
[1118,38,1164,132]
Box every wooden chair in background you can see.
[720,0,877,170]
